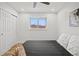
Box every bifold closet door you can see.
[0,9,6,55]
[0,9,16,55]
[6,12,16,50]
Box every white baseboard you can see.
[18,39,56,43]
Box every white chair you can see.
[67,35,79,56]
[57,33,71,49]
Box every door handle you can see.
[0,33,4,36]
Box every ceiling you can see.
[5,2,79,13]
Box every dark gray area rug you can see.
[23,40,72,56]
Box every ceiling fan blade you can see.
[33,2,37,8]
[41,2,50,5]
[76,8,79,16]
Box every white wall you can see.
[17,13,58,43]
[57,3,79,36]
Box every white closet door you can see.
[0,9,6,55]
[6,13,16,50]
[0,9,17,55]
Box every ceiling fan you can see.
[33,2,50,8]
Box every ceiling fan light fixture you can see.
[33,2,50,8]
[33,2,37,8]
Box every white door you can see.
[0,9,6,55]
[0,9,17,55]
[6,12,16,50]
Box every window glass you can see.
[30,17,47,28]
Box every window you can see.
[30,17,47,29]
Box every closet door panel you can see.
[5,13,12,49]
[0,9,17,55]
[0,9,6,55]
[6,12,16,50]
